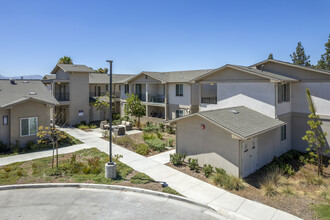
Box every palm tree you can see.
[58,56,73,64]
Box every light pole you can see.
[105,60,116,179]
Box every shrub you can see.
[280,186,295,196]
[112,113,120,120]
[143,122,159,133]
[136,144,149,156]
[115,136,134,148]
[130,173,154,184]
[168,138,175,147]
[187,158,199,172]
[260,178,277,197]
[215,167,226,175]
[212,172,245,191]
[304,172,325,186]
[142,132,156,141]
[10,141,20,153]
[259,167,283,196]
[158,123,165,132]
[202,164,213,178]
[87,157,101,174]
[25,140,35,151]
[170,153,186,166]
[156,132,163,140]
[16,168,23,177]
[77,124,89,130]
[0,140,8,153]
[145,139,166,152]
[112,119,121,125]
[113,154,123,163]
[166,125,175,134]
[89,124,97,129]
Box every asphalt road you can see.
[0,187,227,220]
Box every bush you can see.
[130,173,154,184]
[156,132,163,140]
[0,140,8,153]
[143,122,159,133]
[113,154,123,163]
[166,125,175,134]
[115,136,134,148]
[167,139,174,148]
[89,124,97,129]
[142,132,156,141]
[212,172,245,191]
[158,123,165,132]
[145,139,166,152]
[202,164,213,178]
[112,113,120,120]
[162,187,180,195]
[10,141,20,153]
[136,144,149,156]
[259,167,284,196]
[187,158,199,172]
[25,140,35,151]
[170,153,186,166]
[87,157,101,174]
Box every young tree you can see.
[290,42,311,67]
[37,124,67,169]
[268,53,274,59]
[92,92,115,115]
[95,68,108,74]
[316,34,330,70]
[58,56,73,64]
[302,88,329,176]
[124,93,146,128]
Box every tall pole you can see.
[106,60,113,164]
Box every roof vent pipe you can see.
[10,79,16,85]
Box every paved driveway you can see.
[0,187,225,220]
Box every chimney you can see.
[261,65,264,72]
[10,79,16,85]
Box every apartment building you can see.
[171,59,330,177]
[118,70,213,121]
[42,64,133,125]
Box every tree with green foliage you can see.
[290,42,311,67]
[302,88,329,176]
[268,53,273,59]
[316,34,330,70]
[95,68,108,74]
[92,92,114,117]
[57,56,73,64]
[124,93,146,128]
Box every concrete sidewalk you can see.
[59,127,301,220]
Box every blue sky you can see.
[0,0,329,76]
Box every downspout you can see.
[239,139,242,178]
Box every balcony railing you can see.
[136,93,146,102]
[89,91,120,98]
[148,94,165,103]
[201,97,217,104]
[55,92,70,101]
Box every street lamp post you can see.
[105,60,116,179]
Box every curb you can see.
[0,183,212,210]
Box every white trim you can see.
[20,117,38,137]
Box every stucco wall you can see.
[168,104,191,120]
[168,83,191,105]
[275,83,292,116]
[292,82,330,116]
[9,101,51,146]
[69,72,90,125]
[176,115,240,177]
[201,82,276,118]
[56,69,70,80]
[0,109,10,144]
[191,83,200,105]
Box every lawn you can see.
[111,122,176,157]
[0,132,82,158]
[0,148,179,195]
[167,151,330,220]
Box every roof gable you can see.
[51,64,93,74]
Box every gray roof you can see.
[0,80,58,108]
[51,64,94,74]
[89,73,135,84]
[43,75,56,80]
[127,69,214,83]
[170,106,285,139]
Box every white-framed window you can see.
[124,85,129,94]
[3,115,8,125]
[176,84,183,96]
[175,109,184,118]
[278,83,290,103]
[281,125,287,141]
[20,117,38,137]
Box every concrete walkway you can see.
[0,127,301,220]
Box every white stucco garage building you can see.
[170,106,286,178]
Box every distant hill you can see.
[0,75,43,80]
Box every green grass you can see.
[0,132,82,158]
[162,187,182,196]
[312,204,330,220]
[0,148,133,185]
[130,173,154,184]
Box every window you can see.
[20,117,38,137]
[175,109,184,118]
[124,85,129,94]
[3,115,8,125]
[278,83,290,103]
[176,84,183,96]
[281,125,287,141]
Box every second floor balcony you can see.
[55,92,69,102]
[89,91,120,98]
[148,94,165,103]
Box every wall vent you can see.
[230,110,239,114]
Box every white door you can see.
[241,138,258,177]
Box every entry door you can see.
[241,138,258,177]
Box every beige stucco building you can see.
[0,80,58,146]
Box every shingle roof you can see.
[170,106,285,139]
[51,64,94,74]
[126,69,214,83]
[0,80,58,108]
[89,73,135,84]
[43,75,56,80]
